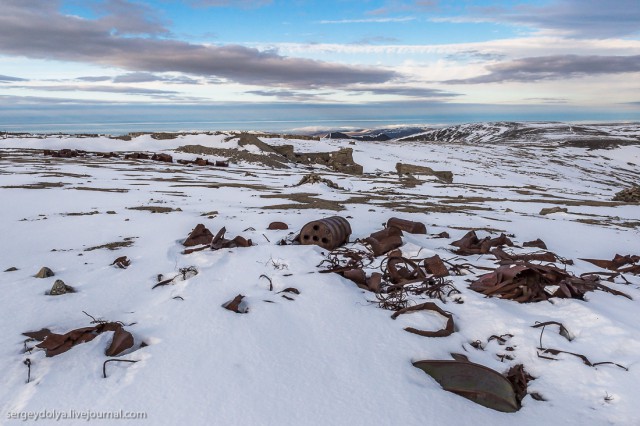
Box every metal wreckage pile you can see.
[21,215,638,412]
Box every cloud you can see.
[0,1,396,89]
[319,17,416,24]
[112,72,201,84]
[524,97,569,104]
[351,36,401,45]
[366,1,438,16]
[188,0,272,8]
[444,55,640,84]
[76,76,113,82]
[246,90,324,102]
[0,74,28,83]
[92,0,169,36]
[346,85,459,98]
[466,0,640,39]
[10,84,179,96]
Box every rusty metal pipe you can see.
[387,217,427,234]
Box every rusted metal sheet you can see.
[30,322,133,357]
[300,216,352,250]
[413,360,519,413]
[386,217,427,234]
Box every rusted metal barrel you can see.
[300,216,352,250]
[387,217,427,234]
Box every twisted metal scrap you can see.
[390,302,455,338]
[470,262,631,303]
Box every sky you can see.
[0,0,639,131]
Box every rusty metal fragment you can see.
[268,222,289,230]
[223,294,248,313]
[210,227,253,250]
[413,360,520,412]
[391,302,454,337]
[112,256,131,269]
[300,216,352,250]
[423,255,449,277]
[523,238,548,250]
[451,231,513,256]
[106,327,135,357]
[386,217,427,234]
[505,364,534,403]
[491,247,563,264]
[580,254,640,274]
[183,223,214,247]
[364,233,403,257]
[532,321,573,342]
[30,322,133,357]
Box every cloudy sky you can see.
[1,0,639,130]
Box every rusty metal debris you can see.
[152,266,198,289]
[470,262,631,303]
[376,289,409,310]
[580,254,640,275]
[268,222,289,230]
[103,359,139,379]
[536,348,628,370]
[423,255,449,277]
[491,246,572,265]
[523,238,548,250]
[183,224,214,247]
[390,302,454,338]
[451,231,513,256]
[112,256,131,269]
[24,359,31,383]
[223,294,248,313]
[211,227,253,250]
[363,227,403,257]
[24,322,134,357]
[387,217,427,234]
[413,359,520,412]
[432,231,450,239]
[404,277,460,303]
[300,216,352,250]
[505,364,534,404]
[532,321,573,343]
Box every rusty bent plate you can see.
[413,360,519,413]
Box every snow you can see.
[0,123,639,425]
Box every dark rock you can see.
[612,185,640,203]
[539,207,568,215]
[35,267,54,278]
[49,280,74,295]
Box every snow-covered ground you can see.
[0,124,639,425]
